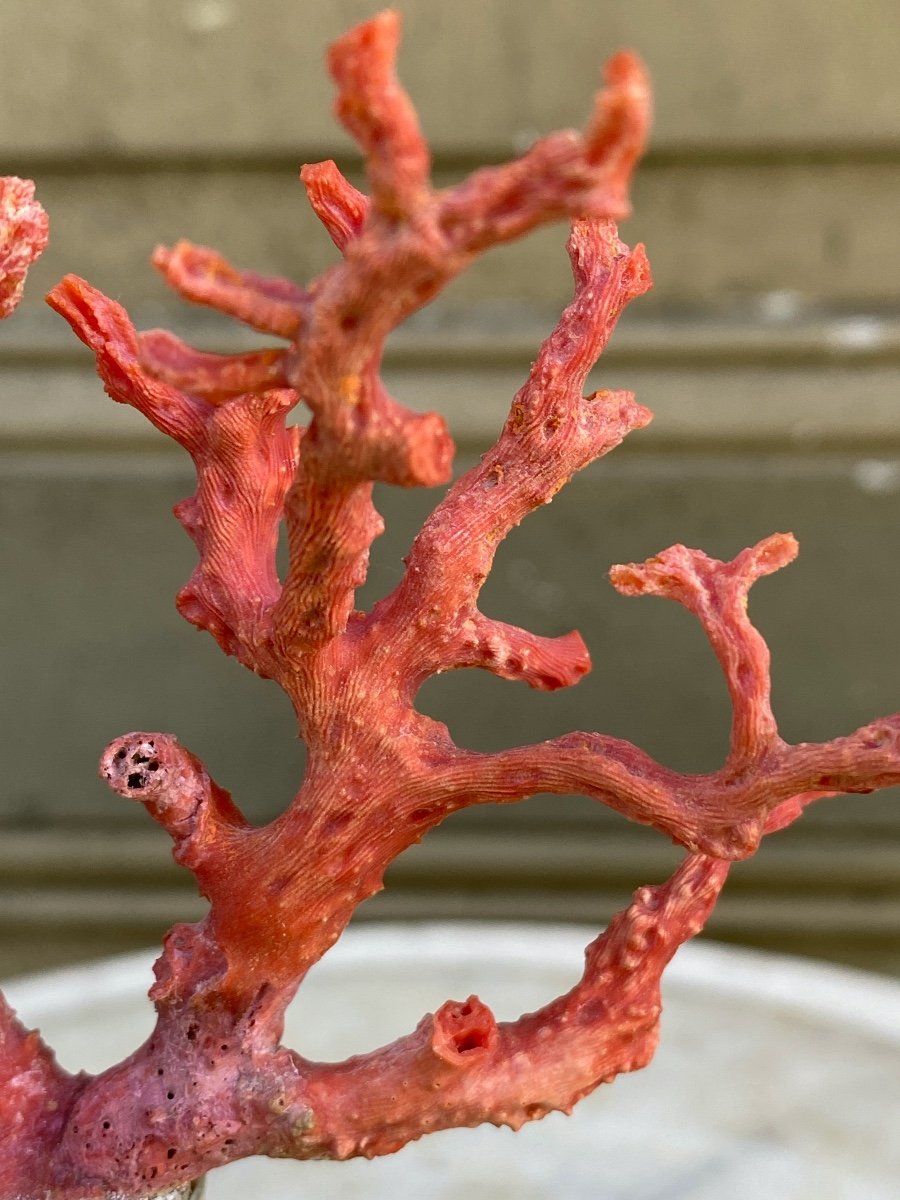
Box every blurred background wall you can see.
[1,0,899,977]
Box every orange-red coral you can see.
[0,177,47,319]
[2,11,898,1198]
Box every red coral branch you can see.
[3,11,898,1199]
[437,50,650,255]
[429,707,900,857]
[72,13,649,663]
[610,535,796,766]
[300,160,370,250]
[0,177,47,318]
[137,331,290,401]
[418,535,900,856]
[0,997,76,1198]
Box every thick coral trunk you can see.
[3,10,899,1198]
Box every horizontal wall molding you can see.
[3,2,899,155]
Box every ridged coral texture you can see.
[1,9,898,1198]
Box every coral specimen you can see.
[2,11,899,1198]
[0,177,47,319]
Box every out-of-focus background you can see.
[1,0,899,979]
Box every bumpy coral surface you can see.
[2,11,899,1199]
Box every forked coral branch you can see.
[1,10,898,1199]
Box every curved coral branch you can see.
[47,278,300,671]
[301,160,370,250]
[17,10,900,1199]
[0,995,78,1197]
[137,331,290,401]
[152,241,307,339]
[171,389,300,664]
[437,51,650,255]
[406,535,900,858]
[300,854,728,1160]
[584,50,652,176]
[610,534,797,766]
[39,854,729,1187]
[327,10,431,220]
[370,219,652,689]
[271,364,454,653]
[0,178,65,1196]
[427,710,900,859]
[92,15,652,661]
[46,277,208,452]
[99,733,248,861]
